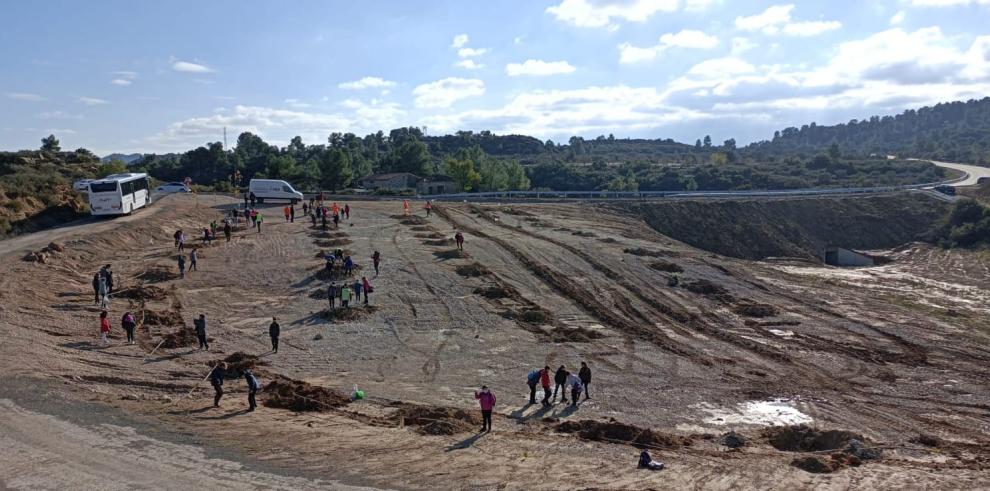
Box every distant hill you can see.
[100,153,144,165]
[745,97,990,164]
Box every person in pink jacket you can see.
[474,385,496,433]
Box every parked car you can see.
[73,179,94,191]
[156,182,190,193]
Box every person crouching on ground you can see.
[567,371,583,406]
[474,385,496,432]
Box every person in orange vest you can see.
[283,205,291,222]
[402,199,410,215]
[332,202,339,217]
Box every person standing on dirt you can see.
[224,221,232,242]
[343,255,354,277]
[361,276,372,305]
[455,231,464,251]
[283,205,290,223]
[372,251,381,276]
[92,272,101,304]
[424,201,432,217]
[249,191,256,207]
[567,372,583,407]
[352,279,363,307]
[174,229,182,249]
[321,213,328,230]
[333,212,340,229]
[527,368,541,404]
[194,314,209,350]
[121,311,136,345]
[402,199,410,215]
[344,203,350,220]
[256,211,264,233]
[99,310,111,347]
[210,362,227,407]
[245,369,260,412]
[177,254,186,279]
[269,316,280,353]
[579,362,592,400]
[189,248,198,272]
[340,284,352,309]
[553,365,568,403]
[101,264,114,294]
[290,203,295,223]
[243,191,249,209]
[328,283,337,310]
[97,274,110,309]
[474,385,496,433]
[540,366,552,406]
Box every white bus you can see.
[88,173,152,216]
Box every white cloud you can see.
[5,92,46,101]
[619,29,718,63]
[171,59,215,73]
[79,97,109,106]
[111,79,132,86]
[890,10,906,24]
[457,47,488,58]
[421,84,711,137]
[731,37,757,55]
[735,4,840,36]
[506,59,576,76]
[38,111,82,120]
[687,57,757,79]
[284,98,311,108]
[412,78,484,108]
[910,0,990,5]
[684,0,714,11]
[456,59,485,70]
[783,20,842,36]
[451,34,469,48]
[546,0,679,28]
[338,77,397,90]
[45,128,77,135]
[735,4,794,33]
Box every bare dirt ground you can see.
[0,193,988,490]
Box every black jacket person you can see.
[269,317,280,353]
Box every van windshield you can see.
[282,185,292,192]
[90,182,118,193]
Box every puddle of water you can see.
[689,399,813,428]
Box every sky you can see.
[1,0,989,155]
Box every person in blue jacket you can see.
[244,369,261,412]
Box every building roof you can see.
[361,172,420,182]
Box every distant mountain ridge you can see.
[100,153,144,165]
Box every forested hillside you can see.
[746,98,990,163]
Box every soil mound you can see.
[320,306,378,321]
[623,248,667,258]
[544,325,605,343]
[211,352,267,377]
[423,238,455,246]
[455,262,490,277]
[135,266,179,283]
[264,380,351,411]
[474,284,519,299]
[410,226,435,232]
[649,261,683,273]
[315,238,353,248]
[721,431,747,448]
[415,232,445,239]
[394,403,482,435]
[434,249,469,260]
[115,285,168,301]
[734,303,779,318]
[572,231,597,237]
[683,279,727,296]
[791,456,841,474]
[910,434,942,447]
[143,309,184,327]
[391,215,427,225]
[499,207,533,217]
[764,425,862,452]
[556,420,693,449]
[159,327,198,349]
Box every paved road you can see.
[928,160,990,187]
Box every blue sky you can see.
[2,0,989,155]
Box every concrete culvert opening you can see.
[455,262,491,277]
[764,425,862,452]
[264,379,351,411]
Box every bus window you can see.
[121,181,134,195]
[90,182,118,193]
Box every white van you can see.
[248,179,304,204]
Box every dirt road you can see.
[0,194,987,489]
